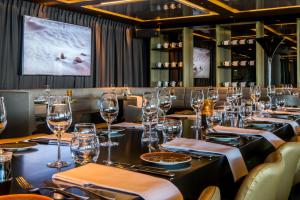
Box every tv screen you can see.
[22,16,92,76]
[193,47,210,78]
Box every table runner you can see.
[267,109,300,116]
[53,163,183,200]
[166,114,196,120]
[162,138,248,181]
[214,125,285,149]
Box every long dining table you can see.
[4,119,298,200]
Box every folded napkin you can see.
[253,117,299,135]
[166,114,196,120]
[111,122,144,130]
[267,110,300,116]
[35,133,73,142]
[162,138,248,182]
[52,163,183,200]
[214,125,285,149]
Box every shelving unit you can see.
[216,23,257,85]
[150,30,183,87]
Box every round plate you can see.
[0,142,37,151]
[249,121,274,128]
[206,133,240,143]
[140,152,192,166]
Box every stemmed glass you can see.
[207,88,219,108]
[142,92,159,144]
[233,87,243,104]
[190,89,204,129]
[250,86,261,112]
[226,87,235,105]
[158,88,172,123]
[267,85,276,109]
[287,84,293,95]
[99,92,119,147]
[46,96,72,168]
[0,97,7,154]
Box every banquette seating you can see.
[0,87,299,138]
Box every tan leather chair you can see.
[198,186,221,200]
[264,142,300,200]
[235,151,284,200]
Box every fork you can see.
[15,176,85,200]
[45,180,116,200]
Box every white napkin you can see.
[166,114,196,120]
[111,122,144,130]
[53,163,183,200]
[214,125,285,149]
[253,117,299,135]
[35,133,73,142]
[267,109,300,116]
[162,138,248,182]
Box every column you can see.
[256,21,265,86]
[183,27,194,87]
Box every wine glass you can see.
[190,89,204,129]
[158,88,172,123]
[287,84,293,95]
[233,87,242,104]
[207,88,219,108]
[226,87,235,105]
[99,92,119,147]
[142,92,159,145]
[46,96,72,168]
[267,85,276,109]
[0,97,7,154]
[250,85,261,111]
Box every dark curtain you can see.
[0,0,148,89]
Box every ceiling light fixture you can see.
[175,0,217,14]
[96,0,145,7]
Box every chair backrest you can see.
[235,151,284,200]
[198,186,221,200]
[265,142,300,200]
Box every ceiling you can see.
[32,0,300,28]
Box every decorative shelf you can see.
[151,47,183,52]
[151,67,183,70]
[218,66,255,69]
[218,43,255,49]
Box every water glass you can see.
[207,110,223,128]
[99,92,119,147]
[74,123,96,136]
[0,151,12,183]
[46,96,72,168]
[162,119,182,142]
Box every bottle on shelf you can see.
[231,40,239,45]
[248,60,255,66]
[239,39,246,45]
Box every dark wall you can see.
[0,0,149,89]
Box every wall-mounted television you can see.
[22,16,92,76]
[193,47,210,78]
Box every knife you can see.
[111,163,175,178]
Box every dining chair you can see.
[235,151,284,200]
[264,142,300,200]
[198,186,221,200]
